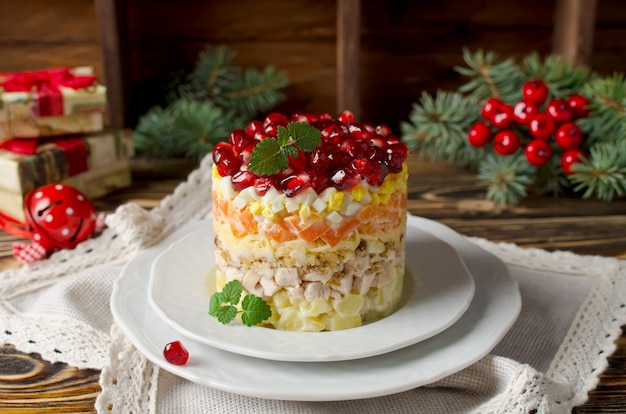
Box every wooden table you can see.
[1,155,625,413]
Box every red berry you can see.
[525,139,553,166]
[337,110,355,125]
[546,99,573,123]
[490,104,515,129]
[281,172,311,197]
[561,149,586,174]
[555,122,584,150]
[309,147,330,172]
[213,142,241,177]
[231,170,257,191]
[468,122,492,147]
[529,114,556,140]
[493,130,521,155]
[330,168,361,190]
[522,80,549,105]
[375,124,392,137]
[481,98,502,121]
[163,341,189,365]
[567,94,591,119]
[512,101,539,125]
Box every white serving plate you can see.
[111,214,521,401]
[147,216,475,362]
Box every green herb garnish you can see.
[209,280,272,326]
[248,122,321,175]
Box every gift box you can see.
[0,130,133,194]
[0,67,106,140]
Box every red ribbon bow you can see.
[0,67,98,116]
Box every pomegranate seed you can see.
[309,147,330,172]
[348,122,372,140]
[213,142,241,177]
[231,170,258,190]
[386,143,409,173]
[317,113,333,121]
[367,162,389,186]
[228,129,252,155]
[328,150,352,170]
[163,341,189,365]
[263,112,288,127]
[245,120,264,137]
[287,147,308,172]
[281,172,310,197]
[238,141,259,164]
[290,111,317,123]
[369,135,388,150]
[375,124,392,137]
[337,110,355,125]
[385,135,401,146]
[330,168,360,190]
[366,146,386,163]
[264,122,281,137]
[340,139,367,158]
[254,176,274,196]
[351,158,379,178]
[310,174,332,193]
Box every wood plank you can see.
[336,0,361,119]
[552,0,598,66]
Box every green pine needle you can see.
[477,154,536,206]
[132,106,178,158]
[569,141,626,201]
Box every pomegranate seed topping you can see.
[263,112,288,127]
[254,176,274,196]
[213,142,241,177]
[367,162,389,186]
[281,172,310,197]
[337,110,355,125]
[264,122,281,137]
[375,124,392,136]
[366,146,386,163]
[310,174,332,193]
[328,150,352,170]
[385,135,401,146]
[386,143,409,173]
[228,129,252,155]
[317,113,333,121]
[369,135,388,150]
[351,158,379,178]
[309,147,330,172]
[245,120,264,137]
[340,139,367,158]
[287,147,308,172]
[163,341,189,365]
[348,123,371,140]
[231,170,258,190]
[238,141,259,164]
[290,111,317,123]
[330,168,361,190]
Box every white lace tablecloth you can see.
[1,155,625,414]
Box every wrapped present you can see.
[0,67,106,140]
[0,158,132,223]
[0,130,133,194]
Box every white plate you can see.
[111,215,521,401]
[147,216,476,362]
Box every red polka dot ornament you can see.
[0,184,104,263]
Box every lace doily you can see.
[0,153,624,414]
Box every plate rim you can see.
[146,217,476,362]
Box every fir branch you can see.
[132,106,178,158]
[533,156,570,197]
[176,45,239,102]
[578,73,626,145]
[400,90,484,168]
[455,48,525,103]
[477,154,536,205]
[521,52,593,98]
[569,140,626,201]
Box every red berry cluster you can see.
[212,110,409,197]
[468,80,590,174]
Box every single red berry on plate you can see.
[525,139,553,166]
[561,149,587,174]
[163,341,189,366]
[490,103,515,129]
[546,98,573,123]
[555,122,584,150]
[529,114,556,140]
[468,122,492,147]
[567,94,591,119]
[512,101,539,125]
[522,80,549,105]
[481,98,502,121]
[493,130,521,155]
[337,110,355,125]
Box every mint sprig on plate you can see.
[209,280,272,326]
[248,122,321,175]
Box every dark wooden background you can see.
[1,0,626,130]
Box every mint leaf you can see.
[208,293,238,324]
[276,125,290,146]
[241,294,272,327]
[220,280,242,304]
[288,122,321,151]
[282,145,298,158]
[248,138,288,175]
